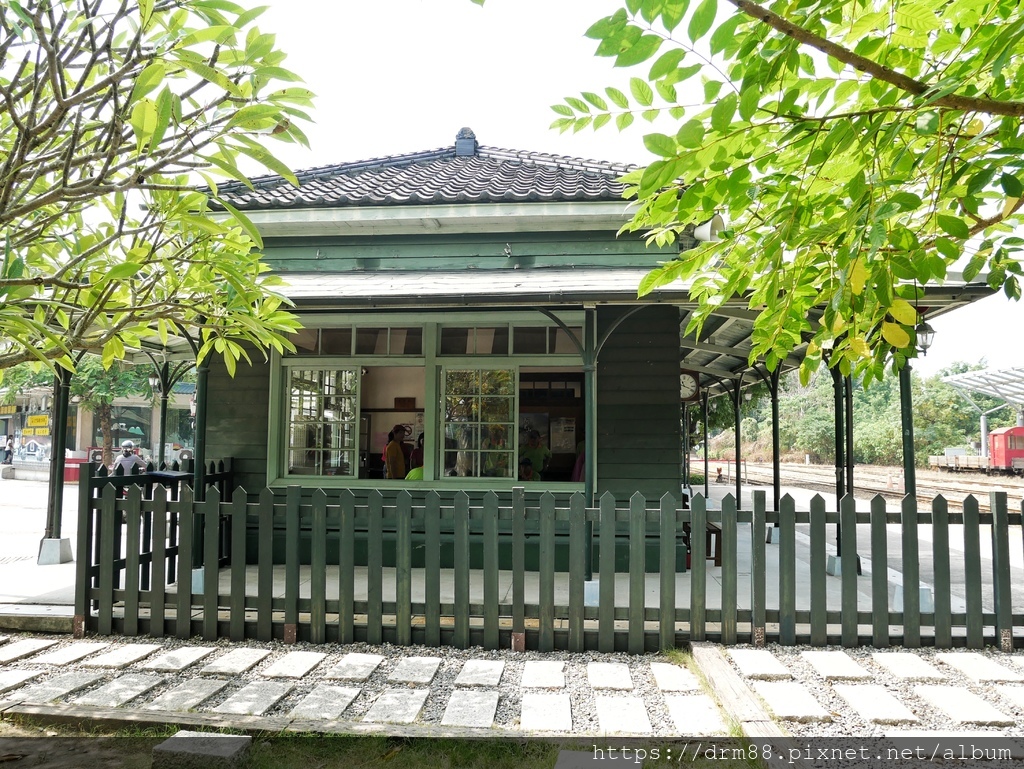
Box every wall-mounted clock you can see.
[680,371,700,401]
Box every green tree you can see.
[550,0,1024,383]
[69,356,152,467]
[0,0,310,377]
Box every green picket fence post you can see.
[98,484,117,636]
[869,495,889,648]
[123,485,143,637]
[598,492,616,653]
[778,495,796,645]
[568,492,586,652]
[512,487,526,643]
[285,485,301,640]
[962,495,983,648]
[931,496,951,648]
[176,486,194,639]
[690,494,708,642]
[539,492,556,653]
[396,491,413,647]
[809,494,827,646]
[454,492,471,649]
[367,491,384,646]
[659,493,678,650]
[151,489,168,638]
[900,494,921,648]
[424,491,442,648]
[721,493,738,645]
[990,492,1013,652]
[751,491,766,646]
[339,490,356,644]
[840,493,858,647]
[229,487,248,642]
[310,489,328,645]
[256,489,275,642]
[483,492,501,650]
[628,492,646,654]
[202,486,221,641]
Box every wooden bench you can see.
[684,521,723,567]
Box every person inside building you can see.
[112,440,147,474]
[519,429,551,480]
[410,433,425,470]
[384,424,407,480]
[518,456,536,482]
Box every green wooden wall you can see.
[205,353,271,494]
[261,231,671,272]
[596,305,682,501]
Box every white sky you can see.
[257,0,1023,379]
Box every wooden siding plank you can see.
[598,492,616,653]
[424,492,441,648]
[628,493,646,654]
[809,495,826,646]
[963,495,984,648]
[454,492,471,649]
[229,488,248,641]
[870,495,889,648]
[900,495,921,648]
[568,493,586,652]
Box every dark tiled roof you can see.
[214,129,636,210]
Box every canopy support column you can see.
[40,367,73,564]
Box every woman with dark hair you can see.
[410,433,424,469]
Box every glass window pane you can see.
[391,327,423,355]
[286,366,358,478]
[290,328,318,353]
[320,328,352,355]
[513,327,546,354]
[481,398,512,422]
[551,327,582,354]
[481,370,514,395]
[440,327,470,355]
[475,327,509,355]
[355,327,388,355]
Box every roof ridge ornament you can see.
[455,127,477,157]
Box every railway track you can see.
[728,461,1024,512]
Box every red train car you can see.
[989,426,1024,473]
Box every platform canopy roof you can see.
[942,367,1024,411]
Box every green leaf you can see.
[936,214,970,239]
[582,91,609,110]
[606,87,630,108]
[99,263,144,283]
[1001,173,1024,198]
[129,62,165,105]
[566,97,591,114]
[649,49,687,80]
[616,112,635,131]
[551,103,574,117]
[881,321,911,348]
[616,34,663,67]
[676,119,705,148]
[711,93,736,132]
[130,99,159,149]
[688,0,717,42]
[915,112,939,135]
[738,85,760,121]
[593,113,612,130]
[630,78,654,106]
[643,133,677,157]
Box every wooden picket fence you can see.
[74,479,1024,651]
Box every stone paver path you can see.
[363,689,429,724]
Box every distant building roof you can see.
[213,128,636,211]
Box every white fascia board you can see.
[219,201,636,237]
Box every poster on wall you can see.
[550,417,576,453]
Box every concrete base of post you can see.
[825,554,863,576]
[37,537,73,565]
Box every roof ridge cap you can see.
[477,144,637,175]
